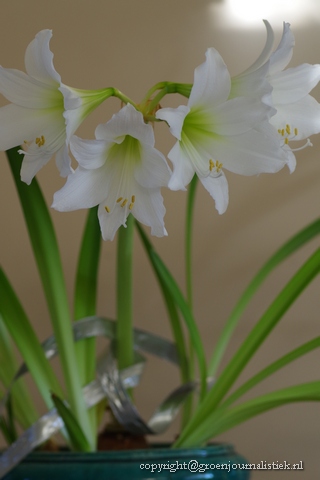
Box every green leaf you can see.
[0,314,38,428]
[0,268,63,408]
[51,393,91,451]
[209,218,320,376]
[0,395,18,445]
[221,337,320,408]
[136,222,207,401]
[176,248,320,446]
[136,223,189,384]
[6,147,94,449]
[176,382,320,446]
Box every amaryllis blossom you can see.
[156,48,287,214]
[231,21,320,172]
[0,29,110,184]
[52,104,171,241]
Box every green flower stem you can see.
[116,214,135,371]
[111,88,137,109]
[74,206,102,444]
[145,82,191,115]
[74,206,101,383]
[7,148,94,450]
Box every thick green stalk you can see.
[74,206,101,383]
[116,214,135,371]
[74,206,101,444]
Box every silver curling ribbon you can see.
[0,316,212,479]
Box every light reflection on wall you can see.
[213,0,320,27]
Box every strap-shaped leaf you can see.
[136,222,207,401]
[6,147,94,449]
[176,382,320,446]
[0,268,63,408]
[177,248,320,446]
[209,218,320,375]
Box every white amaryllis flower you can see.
[156,48,287,214]
[231,21,320,172]
[52,104,171,241]
[0,29,110,184]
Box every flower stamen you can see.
[278,123,312,152]
[105,206,110,213]
[35,135,45,147]
[129,195,135,210]
[209,159,223,173]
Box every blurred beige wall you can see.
[1,1,319,479]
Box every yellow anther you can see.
[278,129,282,134]
[129,203,134,210]
[294,128,298,136]
[117,197,123,203]
[286,124,291,135]
[131,195,135,203]
[284,137,289,145]
[281,129,285,136]
[120,199,128,208]
[209,159,223,173]
[105,206,110,213]
[35,135,45,147]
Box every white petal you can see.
[96,104,155,146]
[55,144,73,178]
[206,124,287,176]
[231,61,272,101]
[52,167,107,211]
[269,22,295,76]
[132,187,167,237]
[283,148,297,173]
[240,20,275,75]
[209,97,271,136]
[0,104,49,151]
[200,171,229,214]
[20,149,52,184]
[24,30,60,85]
[271,64,320,105]
[134,144,171,188]
[188,48,231,109]
[167,141,196,190]
[270,95,320,139]
[70,136,108,169]
[156,105,190,141]
[0,66,61,108]
[97,202,128,241]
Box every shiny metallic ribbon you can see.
[0,316,207,479]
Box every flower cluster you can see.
[1,22,319,240]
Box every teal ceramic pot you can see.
[3,443,250,479]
